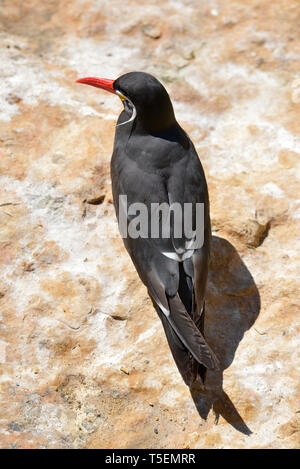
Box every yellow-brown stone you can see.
[0,0,299,449]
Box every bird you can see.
[76,71,219,387]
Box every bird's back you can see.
[110,123,217,386]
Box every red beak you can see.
[76,77,116,94]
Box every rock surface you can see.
[0,0,299,449]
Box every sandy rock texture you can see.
[0,0,299,449]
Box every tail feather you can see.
[154,295,218,387]
[157,308,196,386]
[167,294,219,370]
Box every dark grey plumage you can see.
[110,72,219,386]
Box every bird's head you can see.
[76,71,176,133]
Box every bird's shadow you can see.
[190,235,261,436]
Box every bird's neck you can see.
[133,108,176,134]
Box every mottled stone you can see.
[0,0,299,449]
